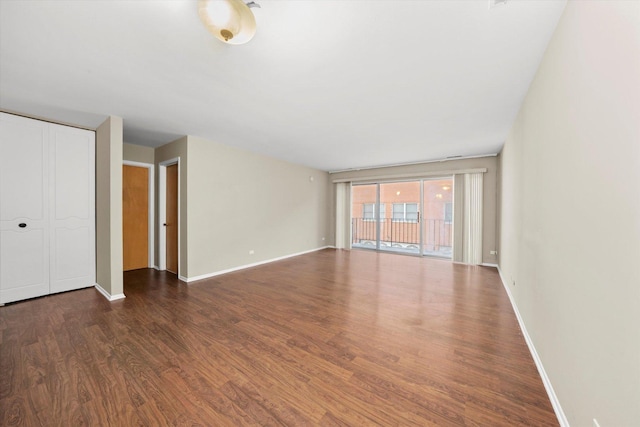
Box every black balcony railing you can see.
[351,218,452,255]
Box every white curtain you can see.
[463,173,484,264]
[453,172,484,264]
[335,183,351,249]
[452,175,464,262]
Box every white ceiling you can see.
[0,0,566,171]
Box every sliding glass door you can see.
[380,181,421,255]
[351,177,453,258]
[422,179,453,258]
[351,184,380,250]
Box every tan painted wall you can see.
[123,142,154,164]
[154,137,188,277]
[499,2,640,425]
[331,156,499,264]
[186,135,331,278]
[95,116,124,297]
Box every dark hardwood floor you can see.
[0,249,558,426]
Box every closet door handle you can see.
[18,223,27,228]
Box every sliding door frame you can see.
[351,176,454,258]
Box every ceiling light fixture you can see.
[198,0,260,45]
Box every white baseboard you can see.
[94,284,126,302]
[496,266,569,427]
[184,246,333,283]
[481,262,499,268]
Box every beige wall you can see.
[95,116,124,297]
[186,135,331,278]
[499,2,640,425]
[155,137,188,277]
[123,142,154,164]
[331,156,499,264]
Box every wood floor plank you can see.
[0,249,558,426]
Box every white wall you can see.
[499,2,640,425]
[123,142,154,164]
[185,135,332,279]
[96,116,124,298]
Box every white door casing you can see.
[158,158,180,276]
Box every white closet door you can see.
[49,124,96,294]
[0,113,50,304]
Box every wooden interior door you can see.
[166,164,178,274]
[123,165,149,271]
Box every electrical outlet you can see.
[322,237,325,241]
[249,250,254,255]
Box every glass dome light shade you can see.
[198,0,256,45]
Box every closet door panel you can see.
[53,130,90,219]
[0,114,48,222]
[0,229,49,302]
[51,227,91,293]
[49,124,95,294]
[0,113,50,303]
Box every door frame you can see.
[158,158,180,275]
[123,160,155,269]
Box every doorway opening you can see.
[158,158,180,276]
